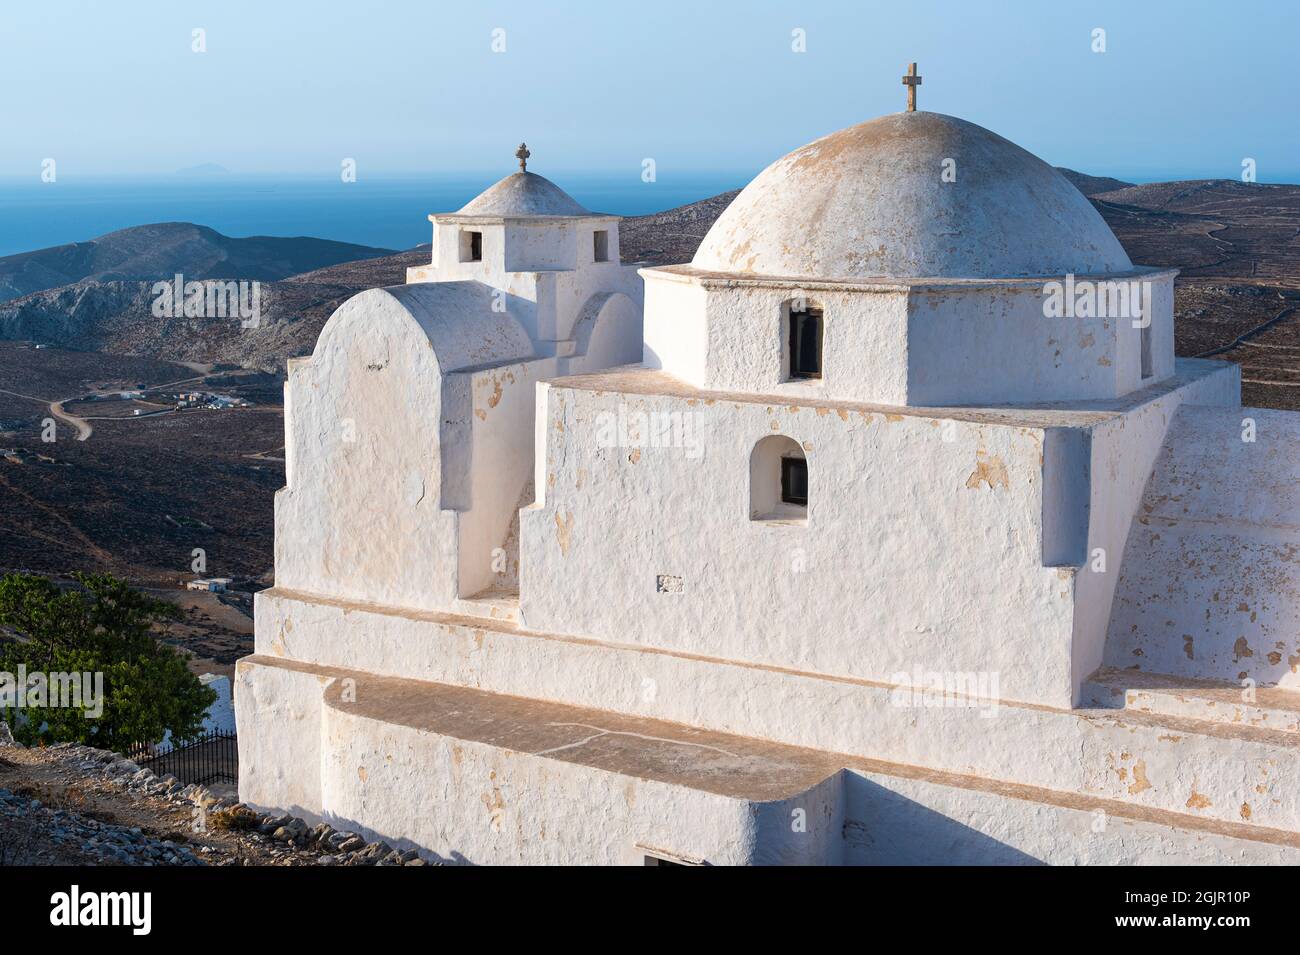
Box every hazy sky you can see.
[2,0,1296,182]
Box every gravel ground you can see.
[0,737,430,866]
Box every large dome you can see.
[457,171,591,217]
[692,112,1132,280]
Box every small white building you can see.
[186,578,231,593]
[237,115,1300,865]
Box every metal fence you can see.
[130,729,238,786]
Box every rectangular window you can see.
[593,230,609,262]
[1140,320,1153,379]
[788,307,822,379]
[780,455,808,507]
[459,230,483,262]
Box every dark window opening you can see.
[780,455,808,507]
[593,230,609,262]
[788,307,822,379]
[460,229,483,262]
[1140,320,1153,379]
[644,856,687,866]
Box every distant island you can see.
[175,163,233,178]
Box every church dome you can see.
[457,171,592,217]
[692,112,1132,280]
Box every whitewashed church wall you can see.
[904,271,1175,406]
[1103,402,1299,689]
[433,222,505,274]
[455,360,551,597]
[641,271,710,383]
[1076,361,1240,698]
[906,285,1115,404]
[274,296,460,611]
[839,767,1300,865]
[246,595,1300,832]
[273,285,531,613]
[519,384,1078,706]
[564,292,643,371]
[641,270,910,403]
[1120,271,1177,390]
[235,660,329,823]
[541,265,642,345]
[319,700,773,865]
[703,284,910,404]
[503,221,577,271]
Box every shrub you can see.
[0,573,216,750]
[210,805,259,831]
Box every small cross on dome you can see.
[902,62,922,112]
[515,142,531,173]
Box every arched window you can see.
[749,435,808,522]
[783,300,823,381]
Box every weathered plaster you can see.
[238,123,1300,865]
[691,112,1132,281]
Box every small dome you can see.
[692,112,1132,280]
[457,172,591,217]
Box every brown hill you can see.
[1,177,1298,404]
[0,223,393,303]
[1054,168,1134,197]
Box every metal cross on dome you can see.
[902,62,922,112]
[515,142,530,173]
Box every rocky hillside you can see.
[0,227,422,372]
[0,175,1297,404]
[618,189,741,265]
[0,222,393,302]
[1055,167,1134,197]
[0,278,368,372]
[1090,178,1300,408]
[0,739,426,865]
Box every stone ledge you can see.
[243,654,1300,857]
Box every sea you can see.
[0,173,751,258]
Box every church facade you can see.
[236,111,1300,864]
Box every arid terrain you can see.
[0,171,1296,673]
[1084,179,1300,411]
[0,222,391,302]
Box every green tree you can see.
[0,573,216,750]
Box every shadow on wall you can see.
[299,777,1045,866]
[840,773,1045,866]
[298,804,483,866]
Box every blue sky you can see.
[1,0,1297,182]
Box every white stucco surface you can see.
[456,171,592,217]
[692,111,1133,281]
[237,653,1300,864]
[236,122,1300,865]
[248,586,1300,835]
[640,265,1175,406]
[1106,405,1300,686]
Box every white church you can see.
[236,75,1300,864]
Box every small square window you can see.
[1140,321,1153,379]
[459,230,483,263]
[593,230,609,262]
[788,307,822,380]
[781,455,808,507]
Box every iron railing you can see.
[129,729,238,786]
